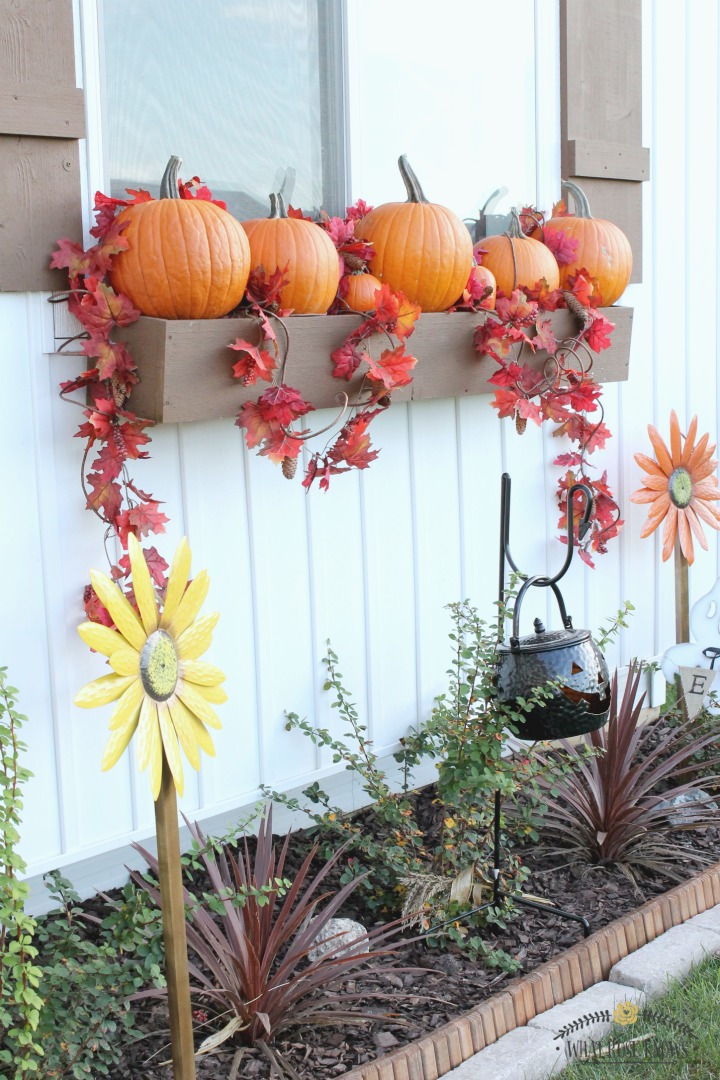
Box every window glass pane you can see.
[102,0,345,218]
[349,0,538,227]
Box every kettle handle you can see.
[509,575,574,649]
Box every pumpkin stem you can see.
[506,209,526,238]
[561,180,592,218]
[159,156,182,200]
[398,155,427,204]
[268,192,289,219]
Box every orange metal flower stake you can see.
[631,411,720,643]
[75,536,227,1080]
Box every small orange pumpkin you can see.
[344,272,383,312]
[109,156,251,319]
[474,210,560,297]
[354,156,473,312]
[469,264,497,311]
[544,181,632,305]
[242,194,340,314]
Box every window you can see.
[101,0,347,218]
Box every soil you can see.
[92,766,720,1080]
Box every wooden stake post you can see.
[675,538,690,644]
[154,756,196,1080]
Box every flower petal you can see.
[193,682,229,705]
[167,697,202,770]
[176,613,220,662]
[128,533,159,636]
[75,673,136,708]
[669,410,682,466]
[181,660,226,687]
[677,509,695,564]
[647,425,673,475]
[630,487,661,504]
[108,646,141,677]
[136,697,158,771]
[77,622,126,657]
[101,703,141,771]
[160,538,192,630]
[168,571,210,639]
[684,505,708,550]
[188,713,216,757]
[176,679,223,730]
[639,492,670,537]
[690,496,720,527]
[691,480,720,501]
[108,678,145,731]
[149,725,163,800]
[634,452,668,478]
[89,568,146,652]
[679,415,698,465]
[158,701,184,797]
[661,505,678,561]
[686,432,711,474]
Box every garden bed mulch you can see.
[104,788,720,1080]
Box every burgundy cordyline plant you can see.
[132,810,420,1075]
[535,662,720,883]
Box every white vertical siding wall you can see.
[2,1,716,909]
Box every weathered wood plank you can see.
[0,0,77,87]
[567,139,650,182]
[114,307,633,425]
[0,83,85,138]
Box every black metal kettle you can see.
[496,574,610,740]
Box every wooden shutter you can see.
[560,0,648,282]
[0,0,85,292]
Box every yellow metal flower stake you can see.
[631,410,720,644]
[75,534,227,1080]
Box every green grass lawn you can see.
[559,955,720,1078]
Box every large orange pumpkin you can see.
[474,210,560,296]
[242,194,340,314]
[344,272,383,312]
[109,156,251,319]
[354,156,473,312]
[544,181,632,305]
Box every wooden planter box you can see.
[116,307,633,425]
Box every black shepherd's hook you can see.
[498,472,594,604]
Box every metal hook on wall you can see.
[498,472,594,606]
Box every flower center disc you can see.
[140,629,179,701]
[669,466,693,508]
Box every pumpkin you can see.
[354,156,473,312]
[474,210,560,296]
[241,194,340,314]
[344,271,383,312]
[109,156,251,319]
[469,264,497,311]
[544,181,632,305]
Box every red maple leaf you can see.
[488,361,524,388]
[328,411,382,470]
[567,378,602,413]
[516,396,543,426]
[50,238,97,281]
[115,501,169,545]
[394,292,422,339]
[553,414,611,453]
[302,455,333,492]
[491,387,522,419]
[117,545,169,587]
[584,311,615,352]
[245,264,291,309]
[229,339,277,384]
[542,226,579,267]
[365,345,416,390]
[287,205,313,221]
[258,429,304,464]
[84,584,114,627]
[257,384,314,425]
[553,451,584,468]
[76,278,140,335]
[345,199,374,222]
[85,473,123,522]
[567,270,604,308]
[495,290,538,327]
[91,217,131,275]
[533,318,558,355]
[331,339,366,380]
[236,401,278,449]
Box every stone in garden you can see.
[609,922,720,998]
[657,788,719,825]
[308,917,369,963]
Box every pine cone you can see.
[562,290,591,329]
[282,455,298,480]
[343,253,368,273]
[515,412,527,435]
[110,375,127,409]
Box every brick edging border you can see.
[341,860,720,1079]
